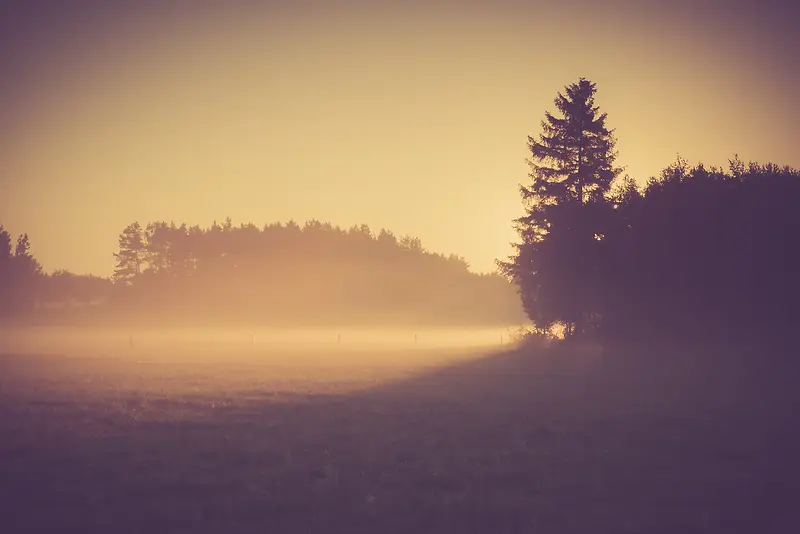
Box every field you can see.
[0,327,796,533]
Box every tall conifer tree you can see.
[500,78,621,336]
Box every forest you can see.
[0,221,525,327]
[3,78,798,340]
[500,78,800,345]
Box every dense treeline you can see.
[109,219,523,326]
[0,221,525,327]
[0,228,43,318]
[597,158,800,342]
[1,225,113,322]
[501,78,800,344]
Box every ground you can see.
[0,331,796,533]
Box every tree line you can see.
[0,220,525,327]
[500,78,800,344]
[0,226,113,322]
[109,219,524,326]
[0,228,44,318]
[5,78,796,340]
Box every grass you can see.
[0,337,796,533]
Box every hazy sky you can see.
[1,0,797,276]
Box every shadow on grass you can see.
[0,344,797,533]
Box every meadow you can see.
[0,327,795,533]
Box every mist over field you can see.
[2,0,799,531]
[0,325,519,404]
[0,325,517,358]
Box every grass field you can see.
[0,328,796,533]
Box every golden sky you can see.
[1,0,797,276]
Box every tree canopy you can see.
[0,226,43,319]
[501,78,800,344]
[0,220,524,328]
[597,157,800,343]
[500,78,622,336]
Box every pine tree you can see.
[500,78,621,337]
[113,222,146,284]
[0,226,11,263]
[144,221,172,274]
[526,78,621,207]
[14,233,31,257]
[13,233,43,276]
[0,227,12,316]
[0,232,43,314]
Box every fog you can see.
[0,325,522,403]
[0,325,517,363]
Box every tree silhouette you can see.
[500,78,621,336]
[15,233,30,257]
[527,78,621,205]
[113,222,146,284]
[0,226,11,263]
[12,233,42,279]
[598,157,800,343]
[0,227,42,318]
[97,218,525,327]
[0,226,12,317]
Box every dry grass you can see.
[0,338,796,533]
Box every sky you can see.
[1,0,798,276]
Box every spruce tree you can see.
[527,78,620,206]
[113,222,146,284]
[500,78,621,337]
